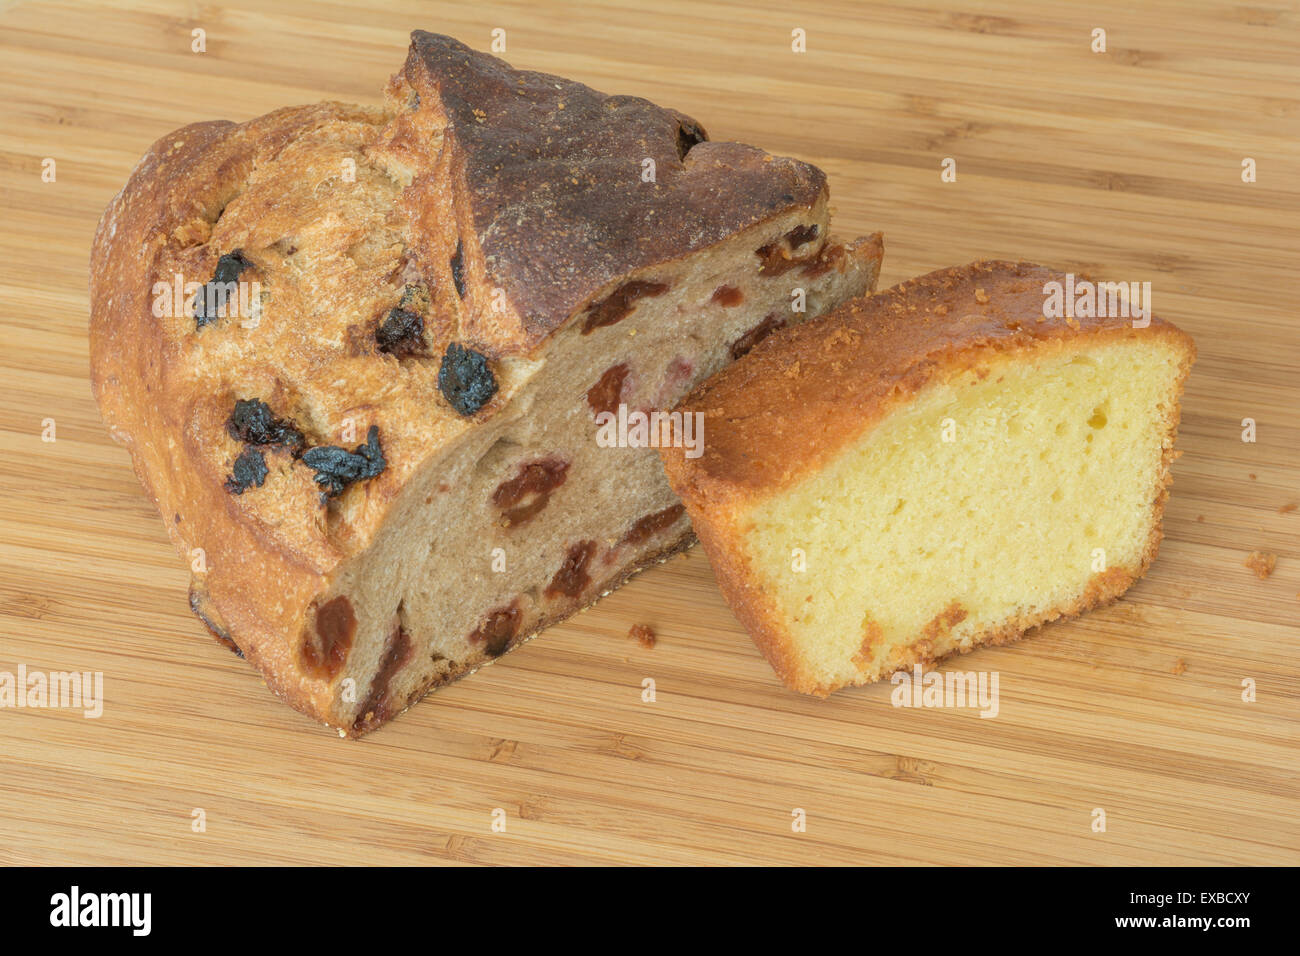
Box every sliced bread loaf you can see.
[89,32,883,734]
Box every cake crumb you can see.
[1280,503,1297,514]
[1245,551,1276,579]
[974,287,989,304]
[629,623,656,648]
[1249,473,1257,480]
[1172,658,1187,676]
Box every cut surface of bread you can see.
[661,261,1194,695]
[89,32,882,734]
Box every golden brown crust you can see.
[90,116,343,717]
[687,508,810,690]
[666,260,1194,500]
[663,260,1196,695]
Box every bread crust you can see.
[662,261,1196,694]
[668,260,1193,498]
[394,32,830,355]
[88,32,850,731]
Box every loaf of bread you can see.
[89,32,883,735]
[661,261,1194,695]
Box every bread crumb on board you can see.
[1245,551,1277,579]
[628,623,657,648]
[1172,658,1187,676]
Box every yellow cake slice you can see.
[660,261,1195,695]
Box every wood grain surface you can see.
[1,0,1296,866]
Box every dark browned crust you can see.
[188,586,242,657]
[663,260,1196,695]
[394,32,828,356]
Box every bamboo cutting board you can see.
[1,0,1297,866]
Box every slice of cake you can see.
[660,261,1194,695]
[89,32,883,735]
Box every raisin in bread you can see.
[660,262,1193,695]
[89,32,883,735]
